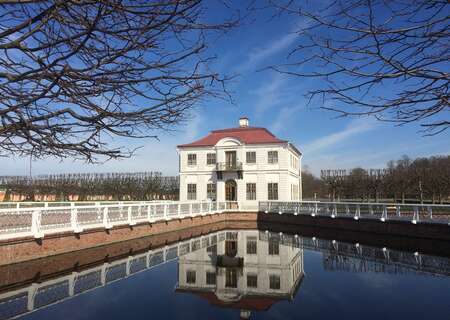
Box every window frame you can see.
[268,182,278,200]
[206,153,216,165]
[186,270,196,284]
[206,271,216,285]
[187,153,197,166]
[268,151,278,164]
[187,183,197,200]
[268,239,279,255]
[247,274,258,288]
[269,274,281,290]
[246,236,257,254]
[246,183,256,200]
[207,183,216,200]
[246,151,256,164]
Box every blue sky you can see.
[1,2,448,177]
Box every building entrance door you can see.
[225,179,237,201]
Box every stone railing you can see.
[0,201,240,241]
[259,201,450,225]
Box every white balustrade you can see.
[259,201,450,225]
[0,201,239,241]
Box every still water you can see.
[1,229,450,320]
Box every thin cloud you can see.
[252,74,287,117]
[271,105,303,133]
[303,119,376,155]
[240,32,297,71]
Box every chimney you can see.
[239,117,249,128]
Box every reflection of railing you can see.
[259,201,450,225]
[259,231,450,277]
[0,201,239,241]
[0,231,227,320]
[215,162,243,171]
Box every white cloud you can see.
[303,118,377,155]
[239,32,297,71]
[252,74,287,117]
[271,104,303,133]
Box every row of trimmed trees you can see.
[303,155,450,204]
[0,172,179,201]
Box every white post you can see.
[381,205,387,222]
[164,203,169,220]
[126,256,132,276]
[127,206,132,225]
[103,207,110,229]
[31,210,43,239]
[412,206,419,224]
[354,205,360,220]
[68,272,77,296]
[27,283,38,311]
[71,207,82,233]
[147,204,152,223]
[178,203,181,218]
[189,203,193,217]
[101,264,108,285]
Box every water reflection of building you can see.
[176,230,304,319]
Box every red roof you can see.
[177,127,287,148]
[176,289,281,311]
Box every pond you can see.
[1,229,450,320]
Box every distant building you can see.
[177,118,302,206]
[176,230,304,319]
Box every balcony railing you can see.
[215,161,243,171]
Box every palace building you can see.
[177,117,302,207]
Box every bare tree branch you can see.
[0,0,238,161]
[267,0,449,135]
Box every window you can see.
[246,151,256,164]
[269,275,281,289]
[187,154,197,166]
[247,274,258,288]
[206,272,216,285]
[268,151,278,164]
[216,171,223,180]
[186,270,196,284]
[226,268,238,288]
[207,153,216,165]
[207,244,217,255]
[187,184,196,200]
[246,183,256,200]
[246,236,257,254]
[268,183,278,200]
[207,183,216,200]
[268,239,279,255]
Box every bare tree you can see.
[268,0,449,134]
[0,0,236,161]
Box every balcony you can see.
[216,161,243,171]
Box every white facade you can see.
[177,118,302,206]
